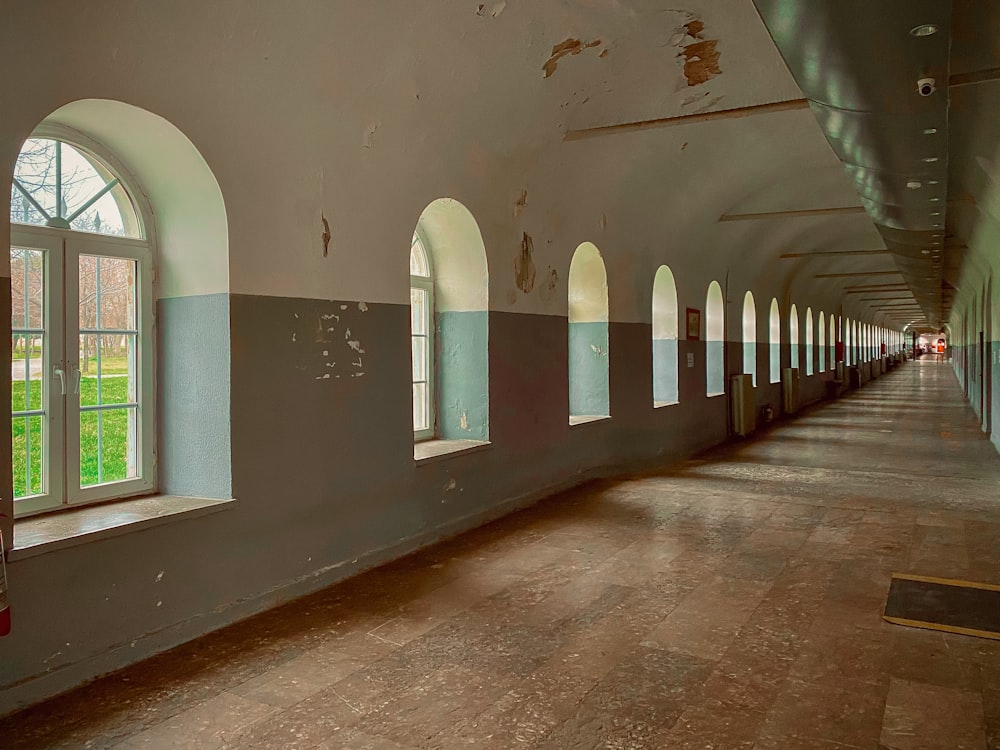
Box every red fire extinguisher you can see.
[0,529,10,636]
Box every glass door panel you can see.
[10,231,65,516]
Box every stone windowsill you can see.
[414,439,490,464]
[654,400,679,409]
[9,495,237,562]
[569,414,611,426]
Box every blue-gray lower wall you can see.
[437,311,489,440]
[706,340,724,394]
[568,321,610,416]
[652,338,679,404]
[157,294,232,499]
[954,340,999,453]
[1,297,833,715]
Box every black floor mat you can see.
[883,573,1000,640]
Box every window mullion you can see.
[62,240,81,504]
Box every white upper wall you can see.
[1,1,889,322]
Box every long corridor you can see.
[4,360,1000,749]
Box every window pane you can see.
[12,415,43,498]
[410,236,429,277]
[410,288,427,335]
[80,410,100,487]
[79,333,100,407]
[81,334,136,406]
[11,138,140,238]
[98,256,137,330]
[80,408,136,488]
[79,255,98,329]
[413,382,429,431]
[11,246,47,501]
[80,255,137,331]
[100,407,137,484]
[412,335,427,382]
[11,248,43,329]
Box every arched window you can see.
[410,234,434,439]
[569,242,609,421]
[769,298,781,383]
[652,265,679,406]
[410,198,489,444]
[706,281,724,396]
[10,136,153,513]
[789,303,800,372]
[742,291,757,387]
[805,308,814,376]
[818,311,826,373]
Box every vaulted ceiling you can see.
[754,0,1000,333]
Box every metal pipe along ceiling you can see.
[753,0,952,330]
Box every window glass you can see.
[11,138,140,238]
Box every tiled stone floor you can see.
[3,359,1000,749]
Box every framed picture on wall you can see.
[686,308,701,340]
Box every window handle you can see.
[53,368,67,395]
[73,367,82,395]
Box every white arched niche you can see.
[568,242,609,421]
[652,265,679,406]
[40,98,232,499]
[413,197,489,440]
[818,311,826,372]
[769,298,781,383]
[789,303,800,371]
[742,291,757,387]
[706,280,724,397]
[805,307,814,375]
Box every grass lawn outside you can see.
[12,376,135,498]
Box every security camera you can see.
[917,77,936,96]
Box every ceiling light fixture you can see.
[906,180,922,189]
[910,24,939,37]
[921,249,931,255]
[929,197,940,202]
[930,211,941,216]
[923,127,938,134]
[927,179,940,185]
[922,157,939,163]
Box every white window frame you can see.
[410,231,434,442]
[10,132,156,518]
[11,226,156,516]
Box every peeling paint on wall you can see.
[514,232,537,294]
[513,188,527,217]
[539,267,558,303]
[321,215,331,257]
[289,305,368,382]
[676,19,721,87]
[363,121,380,149]
[682,91,711,107]
[542,38,602,78]
[693,95,725,113]
[476,2,505,18]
